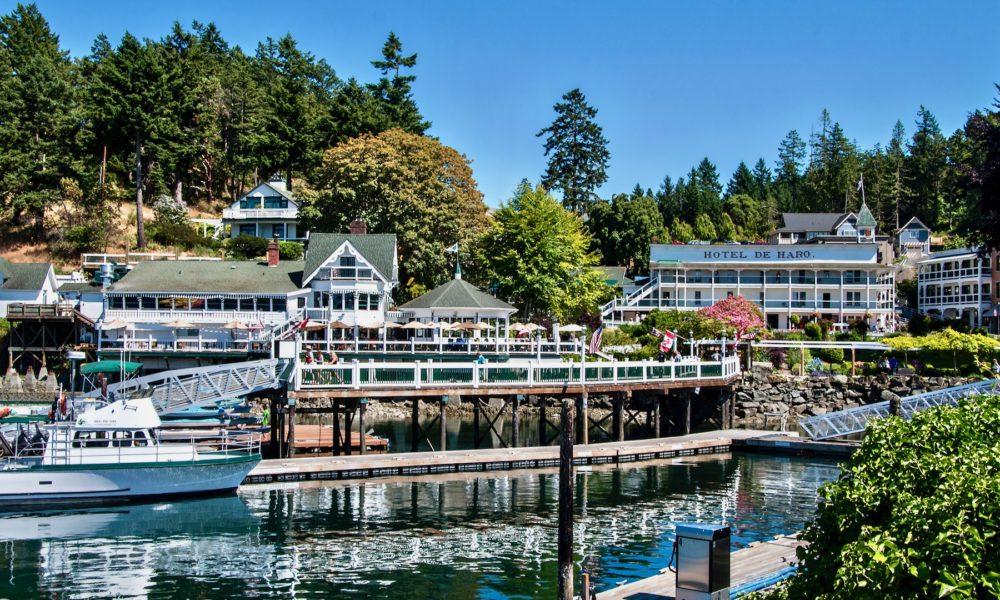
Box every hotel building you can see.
[916,247,998,331]
[603,206,898,331]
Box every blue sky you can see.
[14,0,1000,206]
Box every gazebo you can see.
[396,269,517,341]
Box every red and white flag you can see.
[659,329,678,352]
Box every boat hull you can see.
[0,455,259,507]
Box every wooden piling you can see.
[511,395,521,448]
[473,396,482,449]
[578,392,589,445]
[439,396,448,451]
[614,394,625,442]
[333,399,342,455]
[653,397,661,438]
[684,393,692,435]
[538,396,547,447]
[286,398,296,457]
[358,398,367,456]
[557,398,575,600]
[411,397,420,452]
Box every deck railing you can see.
[296,355,741,390]
[300,337,585,356]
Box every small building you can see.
[0,257,58,316]
[57,280,105,322]
[397,268,517,337]
[896,216,931,256]
[222,177,301,241]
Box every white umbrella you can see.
[222,320,249,330]
[164,320,195,329]
[383,321,404,329]
[509,322,528,332]
[433,321,457,331]
[302,321,328,331]
[100,319,128,330]
[523,323,542,332]
[401,321,430,330]
[559,324,585,333]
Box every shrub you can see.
[787,347,812,371]
[147,219,208,250]
[278,241,304,260]
[226,235,269,259]
[815,346,844,364]
[600,326,635,347]
[767,394,1000,599]
[803,322,822,340]
[60,224,103,255]
[850,317,869,339]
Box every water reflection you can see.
[0,453,839,599]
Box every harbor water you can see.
[0,452,839,598]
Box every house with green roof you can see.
[221,176,301,241]
[0,257,58,317]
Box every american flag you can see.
[589,326,604,354]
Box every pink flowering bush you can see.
[698,295,766,340]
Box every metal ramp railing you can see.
[82,359,292,415]
[799,378,1000,440]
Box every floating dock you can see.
[244,429,774,484]
[599,534,805,599]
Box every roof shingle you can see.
[108,260,303,294]
[0,258,52,291]
[304,233,397,283]
[398,278,516,312]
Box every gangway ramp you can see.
[82,359,291,415]
[799,378,999,440]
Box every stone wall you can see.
[732,365,975,429]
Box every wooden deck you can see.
[291,424,389,454]
[735,434,858,458]
[599,534,805,599]
[244,429,772,484]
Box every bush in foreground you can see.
[763,394,1000,599]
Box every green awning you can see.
[80,360,144,376]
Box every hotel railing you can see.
[300,338,584,356]
[98,337,270,353]
[918,294,991,306]
[602,298,892,311]
[296,355,741,390]
[917,267,989,281]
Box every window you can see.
[330,293,344,310]
[238,298,255,311]
[271,223,285,239]
[846,291,862,307]
[339,256,356,267]
[344,293,355,310]
[178,328,198,337]
[272,298,286,312]
[223,298,238,311]
[239,224,257,236]
[357,294,369,311]
[263,197,288,209]
[207,298,222,311]
[124,296,140,310]
[239,197,262,209]
[141,296,156,309]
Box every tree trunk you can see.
[286,166,293,192]
[135,136,147,249]
[172,178,183,204]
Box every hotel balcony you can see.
[221,207,298,220]
[102,309,288,326]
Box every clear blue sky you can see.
[14,0,1000,206]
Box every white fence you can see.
[296,355,741,391]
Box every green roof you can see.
[399,277,516,312]
[81,360,144,376]
[58,280,103,293]
[304,233,397,283]
[856,202,877,228]
[0,257,52,291]
[108,260,303,294]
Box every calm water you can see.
[0,453,839,599]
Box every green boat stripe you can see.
[25,453,259,472]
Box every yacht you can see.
[0,397,260,507]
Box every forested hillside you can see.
[1,2,997,284]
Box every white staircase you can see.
[601,277,658,324]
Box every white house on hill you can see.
[222,177,301,241]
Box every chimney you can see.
[266,236,280,267]
[349,218,367,235]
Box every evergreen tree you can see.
[254,34,339,189]
[775,129,806,212]
[693,213,717,241]
[369,32,428,134]
[716,212,737,241]
[887,120,908,229]
[671,220,694,243]
[962,85,1000,252]
[905,106,948,228]
[586,190,663,275]
[537,88,610,214]
[0,3,80,237]
[725,162,755,198]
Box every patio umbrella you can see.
[302,321,328,331]
[222,320,249,330]
[509,322,528,332]
[401,321,429,330]
[523,323,543,332]
[163,320,195,328]
[433,322,457,331]
[328,320,352,330]
[100,319,128,330]
[559,324,585,333]
[383,321,404,329]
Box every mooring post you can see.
[578,392,589,445]
[286,396,296,457]
[269,395,278,450]
[614,394,626,442]
[333,398,342,455]
[659,391,670,437]
[653,396,662,438]
[439,395,448,451]
[411,397,420,452]
[510,395,521,448]
[473,396,482,449]
[557,398,575,600]
[684,393,692,435]
[358,398,367,455]
[851,346,857,376]
[538,396,548,447]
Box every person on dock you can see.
[475,353,488,365]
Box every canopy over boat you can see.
[75,398,161,430]
[80,360,143,376]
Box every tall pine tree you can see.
[537,88,610,214]
[369,32,429,134]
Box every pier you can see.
[244,429,771,484]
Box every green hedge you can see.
[763,394,1000,599]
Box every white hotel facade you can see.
[916,247,998,331]
[603,208,898,331]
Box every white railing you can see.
[300,337,585,356]
[81,253,222,268]
[102,310,286,325]
[296,355,740,390]
[98,337,270,353]
[222,208,298,220]
[602,277,658,315]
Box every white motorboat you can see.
[0,397,261,507]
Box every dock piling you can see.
[578,392,589,445]
[411,398,420,452]
[439,395,448,451]
[358,398,367,455]
[510,395,521,448]
[557,398,575,600]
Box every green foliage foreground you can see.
[765,394,1000,599]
